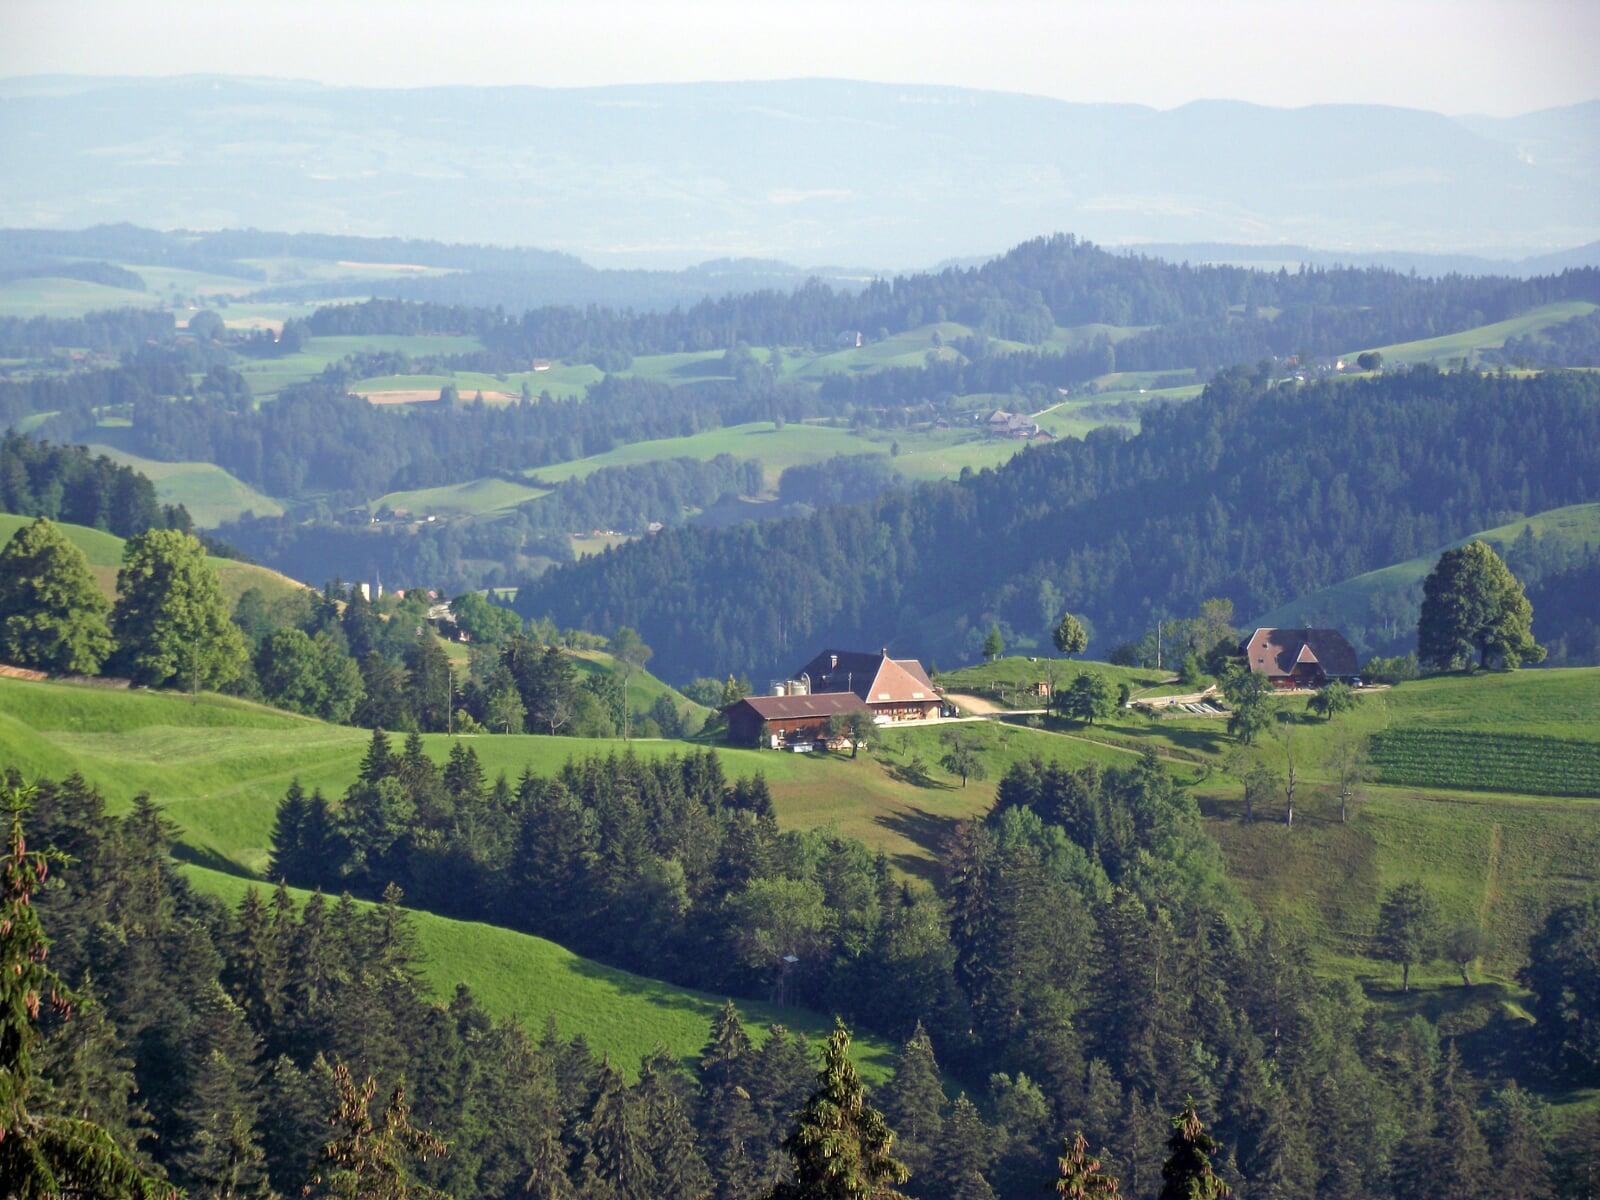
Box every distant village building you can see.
[724,648,943,748]
[835,330,864,349]
[1241,628,1359,689]
[531,358,553,372]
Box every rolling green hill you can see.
[182,864,891,1082]
[369,476,551,517]
[1254,502,1600,646]
[86,443,285,527]
[0,512,307,606]
[0,274,159,317]
[1349,299,1598,367]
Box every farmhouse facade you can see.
[724,648,943,748]
[1241,627,1359,689]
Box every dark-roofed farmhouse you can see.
[724,648,943,748]
[1241,627,1359,689]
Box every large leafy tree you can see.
[109,528,246,690]
[1157,1100,1232,1200]
[770,1020,909,1200]
[0,516,114,674]
[1417,539,1545,670]
[0,785,170,1200]
[1220,665,1272,744]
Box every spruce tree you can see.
[1433,1047,1493,1200]
[636,1049,712,1200]
[1055,1131,1120,1199]
[1157,1100,1232,1200]
[268,779,309,881]
[770,1019,910,1200]
[575,1057,654,1200]
[0,515,114,674]
[0,786,167,1199]
[305,1060,447,1200]
[1486,1082,1553,1200]
[359,727,396,783]
[931,1094,996,1200]
[698,1001,761,1200]
[882,1021,947,1179]
[171,1047,272,1199]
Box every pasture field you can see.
[353,365,601,404]
[1370,728,1600,796]
[524,420,1025,490]
[182,864,892,1083]
[0,512,306,606]
[369,475,550,517]
[938,655,1168,704]
[86,443,285,526]
[0,674,1131,881]
[1254,502,1600,636]
[1350,299,1598,367]
[235,333,487,397]
[0,275,158,317]
[787,323,972,379]
[568,649,715,727]
[570,532,633,558]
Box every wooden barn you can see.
[724,691,866,749]
[1241,627,1359,689]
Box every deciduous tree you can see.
[1418,540,1544,671]
[1376,882,1439,992]
[1052,613,1088,657]
[110,528,246,691]
[0,516,113,674]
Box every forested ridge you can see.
[516,367,1600,682]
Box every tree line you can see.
[515,366,1600,685]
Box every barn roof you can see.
[793,649,939,704]
[732,692,865,721]
[1241,628,1359,678]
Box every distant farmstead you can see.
[1241,627,1359,689]
[724,648,944,748]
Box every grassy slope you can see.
[1254,502,1600,633]
[369,476,550,517]
[86,443,285,527]
[182,865,891,1082]
[0,276,159,318]
[1350,299,1598,367]
[235,334,486,398]
[0,512,306,606]
[568,649,714,725]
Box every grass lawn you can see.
[1254,502,1600,637]
[938,655,1167,705]
[86,443,284,527]
[182,864,891,1082]
[1349,300,1598,367]
[0,513,306,607]
[568,649,714,727]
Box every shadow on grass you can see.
[169,840,262,882]
[876,806,979,884]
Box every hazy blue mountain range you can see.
[1,76,1596,268]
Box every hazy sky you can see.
[3,0,1596,116]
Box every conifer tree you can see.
[1486,1082,1553,1200]
[0,786,169,1199]
[0,515,114,674]
[225,887,282,1035]
[882,1021,947,1179]
[359,727,396,783]
[268,779,309,881]
[769,1019,910,1200]
[575,1056,654,1200]
[930,1094,996,1200]
[699,1001,761,1200]
[1157,1100,1232,1200]
[520,1119,576,1200]
[636,1049,712,1200]
[171,1047,272,1199]
[305,1060,447,1200]
[1055,1131,1120,1199]
[1432,1046,1493,1200]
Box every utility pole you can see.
[445,662,453,736]
[1156,621,1163,671]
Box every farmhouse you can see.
[1241,627,1359,689]
[724,648,944,748]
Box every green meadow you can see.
[87,443,285,527]
[1256,502,1600,634]
[369,475,550,517]
[182,864,892,1082]
[0,275,159,318]
[0,513,305,607]
[1350,299,1598,367]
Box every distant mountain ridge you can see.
[1,77,1595,267]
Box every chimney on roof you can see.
[881,647,888,657]
[830,654,838,669]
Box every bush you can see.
[1363,652,1419,684]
